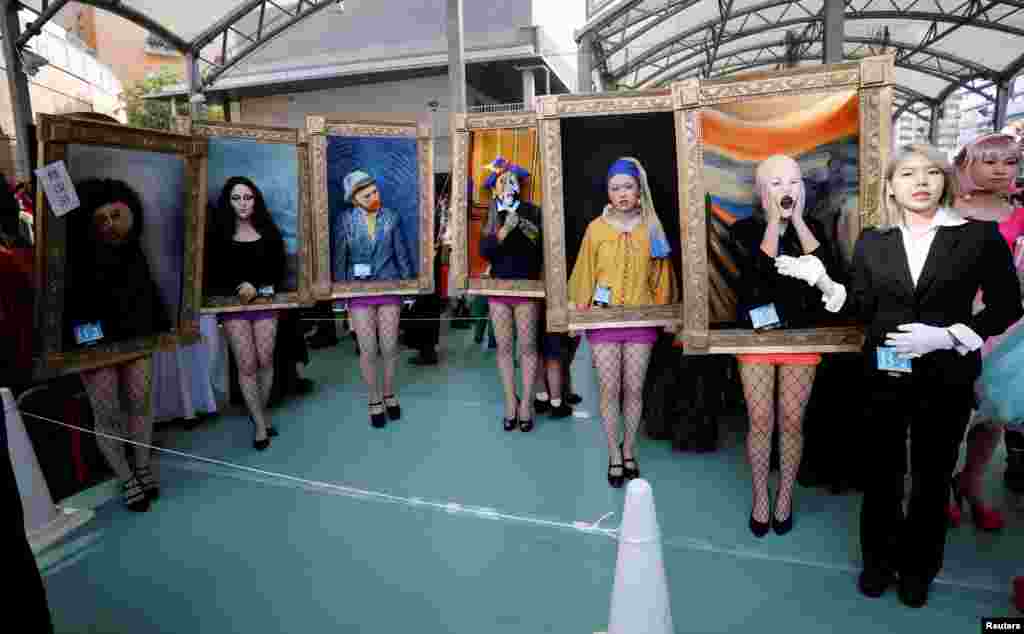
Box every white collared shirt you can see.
[823,207,983,354]
[897,207,966,286]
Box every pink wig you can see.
[954,133,1021,194]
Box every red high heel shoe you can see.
[950,473,1004,531]
[1014,576,1024,612]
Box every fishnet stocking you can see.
[224,320,268,439]
[351,306,381,402]
[120,357,154,469]
[377,304,401,398]
[489,301,517,420]
[739,362,775,524]
[252,317,278,408]
[512,302,540,420]
[81,365,132,481]
[622,343,653,461]
[776,365,815,521]
[592,343,624,466]
[81,356,154,479]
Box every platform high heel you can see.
[950,472,1004,531]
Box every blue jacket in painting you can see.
[331,206,414,282]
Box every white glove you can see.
[775,254,825,287]
[884,323,954,358]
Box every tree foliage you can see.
[121,66,182,130]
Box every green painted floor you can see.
[34,323,1024,633]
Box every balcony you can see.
[469,102,528,114]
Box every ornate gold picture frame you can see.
[674,56,894,354]
[450,111,545,297]
[34,114,202,376]
[538,89,686,332]
[180,118,315,313]
[306,114,435,299]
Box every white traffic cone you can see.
[607,478,673,634]
[3,388,94,554]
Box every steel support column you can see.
[928,103,940,144]
[447,0,467,117]
[822,0,844,64]
[185,52,204,120]
[994,79,1011,131]
[1,0,34,181]
[522,68,536,109]
[578,31,595,93]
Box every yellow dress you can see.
[568,217,678,308]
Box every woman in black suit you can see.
[776,144,1023,608]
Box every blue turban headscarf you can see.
[604,157,671,258]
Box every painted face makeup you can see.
[757,156,804,220]
[92,201,134,245]
[607,174,640,212]
[355,184,381,212]
[230,183,255,221]
[889,153,945,214]
[496,171,520,208]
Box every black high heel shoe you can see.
[607,462,625,488]
[518,403,534,432]
[772,494,794,535]
[620,442,639,480]
[749,488,770,537]
[266,424,279,437]
[369,401,387,428]
[503,397,519,432]
[772,511,793,536]
[749,512,770,538]
[249,415,270,451]
[383,394,401,421]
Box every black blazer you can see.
[843,219,1023,384]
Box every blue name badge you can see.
[73,321,104,346]
[593,285,612,308]
[353,263,371,279]
[749,303,781,331]
[876,347,913,374]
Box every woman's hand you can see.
[237,282,257,303]
[764,194,784,225]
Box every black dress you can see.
[730,216,837,329]
[64,242,171,348]
[206,236,286,297]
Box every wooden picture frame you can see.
[537,89,685,332]
[306,114,435,299]
[181,118,315,313]
[674,56,895,354]
[34,114,202,375]
[450,111,545,297]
